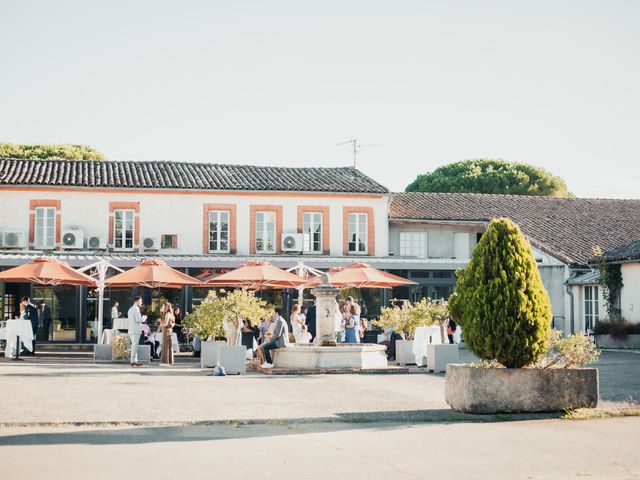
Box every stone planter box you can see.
[94,344,150,363]
[395,340,415,365]
[445,364,599,414]
[595,334,640,349]
[426,344,459,373]
[201,341,246,374]
[273,344,388,369]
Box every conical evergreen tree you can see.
[449,218,552,368]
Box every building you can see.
[602,238,640,323]
[2,157,640,344]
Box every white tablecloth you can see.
[112,318,128,330]
[4,319,34,357]
[100,329,115,345]
[153,331,180,354]
[413,325,444,366]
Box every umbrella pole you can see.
[96,260,107,344]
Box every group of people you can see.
[125,296,177,367]
[336,296,367,344]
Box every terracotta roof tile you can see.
[391,192,640,267]
[0,158,389,194]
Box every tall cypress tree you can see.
[449,218,552,368]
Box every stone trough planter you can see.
[595,334,640,349]
[445,364,599,414]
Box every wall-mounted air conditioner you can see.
[2,231,26,248]
[142,236,160,251]
[87,236,107,250]
[281,233,303,252]
[62,230,84,249]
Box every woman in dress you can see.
[289,303,304,344]
[159,301,175,366]
[344,303,360,344]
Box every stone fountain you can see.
[272,273,388,370]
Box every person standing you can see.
[289,304,304,344]
[344,303,360,344]
[21,297,38,355]
[111,301,120,330]
[306,302,316,342]
[172,306,183,344]
[159,301,175,366]
[38,301,52,342]
[127,297,144,367]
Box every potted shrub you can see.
[593,319,640,349]
[184,289,271,371]
[446,218,600,413]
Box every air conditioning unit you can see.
[281,233,303,252]
[142,236,160,251]
[62,230,84,249]
[2,231,26,248]
[87,236,107,250]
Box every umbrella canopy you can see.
[306,262,417,289]
[204,260,307,289]
[0,257,96,286]
[104,258,201,289]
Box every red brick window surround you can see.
[343,206,375,256]
[297,206,330,255]
[109,202,140,252]
[202,204,237,254]
[250,205,283,255]
[29,200,61,250]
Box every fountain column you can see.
[311,273,340,346]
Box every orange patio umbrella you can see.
[203,260,307,290]
[104,258,201,289]
[0,257,96,286]
[306,262,417,289]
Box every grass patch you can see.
[562,402,640,420]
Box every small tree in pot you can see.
[446,218,599,413]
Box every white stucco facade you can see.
[621,263,640,323]
[0,187,390,258]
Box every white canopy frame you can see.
[286,261,324,305]
[77,259,124,344]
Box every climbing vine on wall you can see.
[593,246,623,319]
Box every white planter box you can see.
[426,344,459,373]
[219,345,247,374]
[201,342,246,374]
[201,341,226,368]
[395,340,415,365]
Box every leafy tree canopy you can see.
[0,143,105,160]
[405,159,571,197]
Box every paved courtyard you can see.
[0,349,638,479]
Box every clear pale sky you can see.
[1,0,638,197]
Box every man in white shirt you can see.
[127,297,143,366]
[111,301,120,329]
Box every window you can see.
[161,234,178,249]
[584,286,600,330]
[303,212,322,253]
[399,232,427,258]
[256,211,276,253]
[35,207,56,249]
[113,209,134,250]
[209,211,230,252]
[348,213,367,254]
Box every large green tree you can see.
[448,218,552,368]
[0,143,105,160]
[405,159,571,197]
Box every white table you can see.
[4,319,34,358]
[112,318,128,330]
[153,331,180,354]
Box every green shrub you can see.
[374,298,446,339]
[537,330,600,368]
[593,319,640,339]
[449,218,552,368]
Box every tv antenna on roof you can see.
[337,138,380,168]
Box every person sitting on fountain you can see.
[257,310,288,369]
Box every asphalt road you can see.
[0,418,638,480]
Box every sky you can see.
[0,0,639,197]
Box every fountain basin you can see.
[272,344,388,370]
